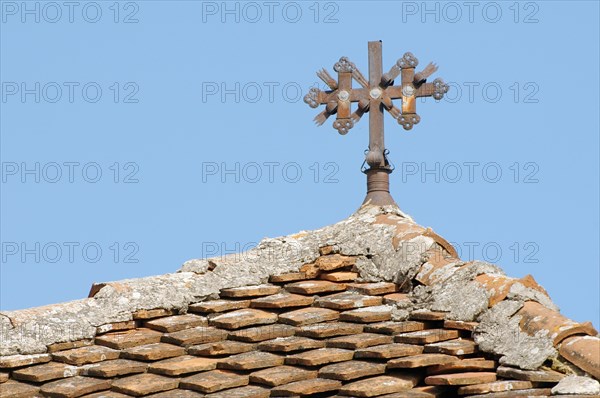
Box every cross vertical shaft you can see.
[364,41,395,206]
[368,41,384,168]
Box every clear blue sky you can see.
[1,1,598,327]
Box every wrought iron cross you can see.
[304,41,449,206]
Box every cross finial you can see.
[304,41,449,206]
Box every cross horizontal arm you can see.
[385,80,448,100]
[304,48,449,134]
[337,71,353,119]
[306,88,363,105]
[414,83,436,98]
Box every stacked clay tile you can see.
[2,249,599,397]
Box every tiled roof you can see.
[1,205,599,397]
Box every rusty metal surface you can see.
[304,41,448,206]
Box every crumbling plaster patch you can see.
[551,375,600,395]
[474,300,557,370]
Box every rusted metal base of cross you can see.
[362,167,396,206]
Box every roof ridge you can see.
[1,204,598,380]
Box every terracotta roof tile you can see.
[95,328,163,350]
[228,324,296,343]
[443,320,478,331]
[162,326,227,346]
[188,340,256,356]
[11,361,78,383]
[249,365,318,387]
[250,293,314,309]
[418,386,468,398]
[315,291,383,310]
[383,292,411,305]
[144,314,207,333]
[0,380,40,398]
[318,360,386,381]
[339,374,420,397]
[388,354,459,368]
[148,355,217,376]
[285,280,347,295]
[297,322,364,338]
[423,338,478,356]
[558,335,600,379]
[347,282,398,295]
[269,272,310,283]
[180,370,249,394]
[285,348,354,366]
[271,378,342,396]
[121,342,186,361]
[144,390,203,398]
[220,284,281,298]
[517,301,598,346]
[218,351,284,370]
[52,345,120,366]
[189,299,250,313]
[517,274,550,296]
[369,389,436,397]
[279,307,340,326]
[325,333,393,349]
[474,274,550,309]
[314,254,356,271]
[355,343,423,359]
[414,252,458,286]
[410,311,448,321]
[47,339,93,353]
[112,373,179,396]
[133,308,176,320]
[496,365,565,382]
[395,329,459,344]
[339,305,393,323]
[318,245,338,256]
[457,379,534,395]
[320,271,359,282]
[364,320,429,335]
[40,376,112,397]
[474,274,515,307]
[204,385,270,398]
[83,358,146,378]
[0,353,51,368]
[209,309,278,329]
[424,371,497,386]
[257,336,325,353]
[299,262,322,278]
[426,358,495,375]
[96,320,137,335]
[81,391,131,398]
[459,387,553,397]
